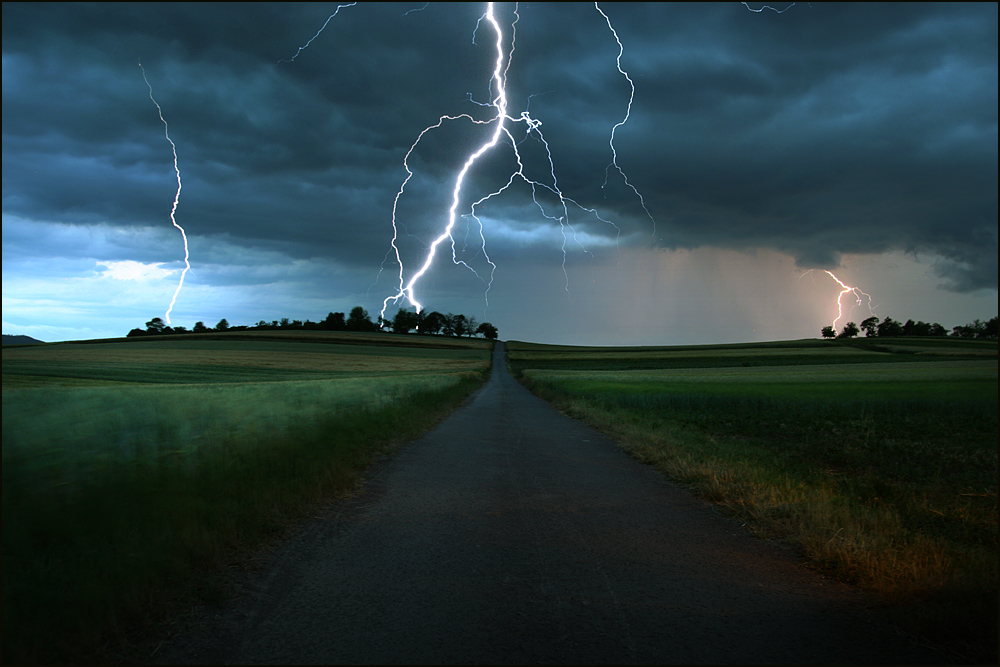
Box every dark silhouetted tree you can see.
[837,322,860,339]
[902,319,933,337]
[448,313,468,337]
[876,316,903,337]
[346,306,375,332]
[860,316,879,337]
[821,325,836,339]
[465,315,479,338]
[476,322,498,339]
[146,317,167,334]
[984,316,998,340]
[193,321,209,333]
[420,311,446,335]
[323,312,346,331]
[215,318,229,331]
[391,308,420,334]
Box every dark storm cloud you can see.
[3,3,996,290]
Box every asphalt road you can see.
[153,342,930,664]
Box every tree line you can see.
[821,315,998,340]
[128,306,499,340]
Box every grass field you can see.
[2,331,492,663]
[509,337,998,662]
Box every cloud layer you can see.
[2,3,996,342]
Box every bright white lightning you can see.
[380,2,651,319]
[382,3,509,317]
[280,3,357,64]
[140,62,189,327]
[823,270,876,330]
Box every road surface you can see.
[153,342,929,664]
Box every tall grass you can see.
[522,372,998,662]
[2,372,485,663]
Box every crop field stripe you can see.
[510,336,997,663]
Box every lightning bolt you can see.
[596,4,656,239]
[378,2,651,321]
[741,2,796,13]
[280,3,357,64]
[140,62,189,327]
[823,270,876,330]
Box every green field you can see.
[2,331,492,663]
[509,337,998,662]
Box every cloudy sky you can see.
[3,2,996,345]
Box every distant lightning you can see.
[378,2,652,320]
[595,3,656,238]
[140,62,189,327]
[741,2,796,13]
[280,3,357,64]
[818,270,876,330]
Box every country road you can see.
[152,341,930,664]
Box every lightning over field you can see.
[3,3,995,345]
[823,270,876,330]
[140,62,189,327]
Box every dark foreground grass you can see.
[511,340,997,663]
[2,371,487,664]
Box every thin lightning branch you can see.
[379,2,648,321]
[280,3,357,63]
[140,62,189,326]
[741,2,796,13]
[403,3,430,17]
[595,3,656,238]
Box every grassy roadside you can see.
[3,341,491,664]
[509,339,997,663]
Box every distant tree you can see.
[860,316,879,338]
[449,313,468,337]
[837,322,860,339]
[171,325,188,333]
[420,311,446,335]
[323,312,346,331]
[476,322,498,340]
[464,316,480,338]
[146,317,167,334]
[193,321,209,333]
[984,316,998,340]
[215,318,230,331]
[951,318,998,339]
[280,317,291,328]
[820,325,836,339]
[127,328,146,337]
[876,316,903,337]
[952,320,981,338]
[346,306,375,332]
[902,319,932,337]
[391,308,420,334]
[929,323,947,337]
